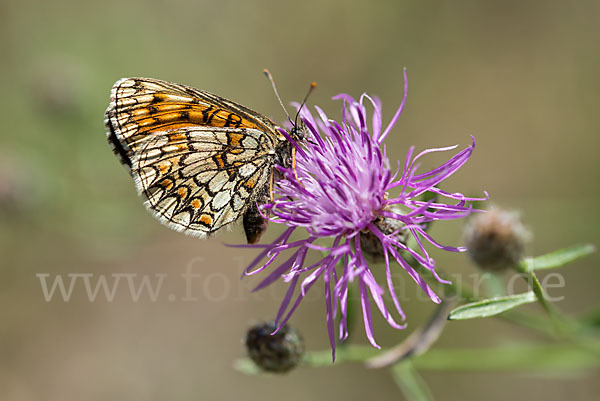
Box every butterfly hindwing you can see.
[130,126,274,237]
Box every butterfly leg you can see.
[269,168,275,202]
[292,147,301,184]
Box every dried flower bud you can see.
[245,322,304,373]
[463,208,530,272]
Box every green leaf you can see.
[522,244,595,272]
[448,292,536,320]
[414,342,600,372]
[391,362,435,401]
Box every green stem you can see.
[516,264,554,315]
[485,274,507,297]
[514,263,582,337]
[391,361,435,401]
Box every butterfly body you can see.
[104,77,297,243]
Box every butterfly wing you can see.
[104,77,282,168]
[104,77,283,238]
[131,126,275,237]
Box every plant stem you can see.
[515,264,554,315]
[514,262,582,337]
[391,361,435,401]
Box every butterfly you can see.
[104,77,304,243]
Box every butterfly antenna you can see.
[264,69,293,124]
[289,82,316,189]
[294,81,317,128]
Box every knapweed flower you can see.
[239,71,486,359]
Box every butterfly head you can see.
[263,70,314,145]
[289,120,307,142]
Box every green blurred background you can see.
[1,0,599,400]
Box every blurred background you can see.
[1,0,599,400]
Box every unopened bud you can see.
[245,322,304,373]
[463,208,530,272]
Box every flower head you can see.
[236,71,486,359]
[464,207,530,272]
[245,322,304,373]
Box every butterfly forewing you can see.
[105,77,285,239]
[105,78,281,164]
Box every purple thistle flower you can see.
[233,70,486,360]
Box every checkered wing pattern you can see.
[131,127,274,236]
[104,78,282,237]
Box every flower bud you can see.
[245,322,304,373]
[463,208,530,272]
